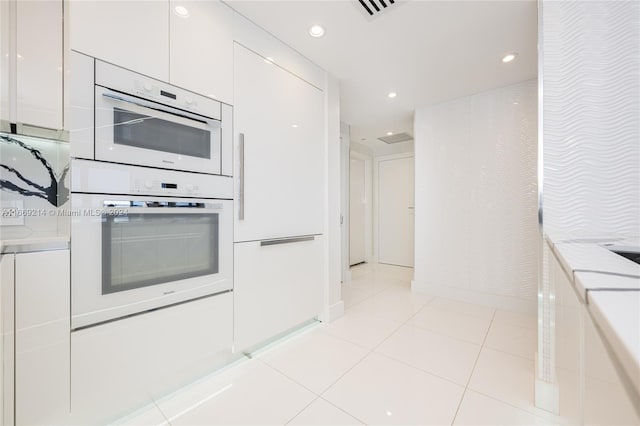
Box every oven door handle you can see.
[102,201,227,215]
[101,91,219,126]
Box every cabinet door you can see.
[584,310,640,425]
[16,0,63,130]
[552,247,582,423]
[69,0,169,81]
[0,254,15,425]
[234,44,324,242]
[234,236,324,352]
[15,250,69,426]
[170,0,233,104]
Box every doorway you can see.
[375,154,414,267]
[349,157,365,266]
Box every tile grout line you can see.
[369,294,437,353]
[283,394,321,425]
[318,395,369,425]
[450,309,497,425]
[462,388,559,424]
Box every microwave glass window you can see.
[113,108,211,159]
[102,213,219,294]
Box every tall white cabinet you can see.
[233,44,324,242]
[232,43,325,352]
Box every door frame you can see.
[373,152,414,264]
[350,151,373,265]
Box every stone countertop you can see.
[0,235,69,255]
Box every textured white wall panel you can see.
[543,0,640,240]
[414,80,538,309]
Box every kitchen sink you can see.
[611,250,640,265]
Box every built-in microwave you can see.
[71,54,232,176]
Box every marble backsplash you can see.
[0,132,70,240]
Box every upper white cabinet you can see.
[16,0,63,131]
[170,0,233,105]
[233,43,324,242]
[0,0,63,133]
[69,0,169,81]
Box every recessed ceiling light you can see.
[291,124,299,128]
[174,6,189,18]
[502,53,518,63]
[386,131,393,136]
[387,92,397,98]
[309,25,325,38]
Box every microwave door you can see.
[95,87,221,174]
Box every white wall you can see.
[322,74,343,322]
[542,0,640,241]
[413,79,538,313]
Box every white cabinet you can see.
[234,236,324,352]
[233,43,325,242]
[0,254,15,426]
[69,0,169,81]
[0,0,63,133]
[71,292,233,424]
[170,0,233,105]
[583,308,640,425]
[552,246,640,425]
[16,0,63,132]
[0,1,12,132]
[552,243,582,423]
[14,250,70,425]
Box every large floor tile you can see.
[411,305,493,345]
[484,321,537,360]
[341,285,372,308]
[453,390,553,425]
[345,276,398,293]
[288,398,364,425]
[348,286,433,323]
[155,359,315,425]
[468,348,564,424]
[428,297,496,320]
[493,309,537,330]
[323,353,464,425]
[376,325,481,385]
[320,309,404,350]
[259,330,369,394]
[113,403,168,426]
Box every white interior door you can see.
[349,157,366,265]
[378,156,414,267]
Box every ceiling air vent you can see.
[355,0,399,20]
[378,132,413,144]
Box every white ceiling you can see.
[226,0,538,151]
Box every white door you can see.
[350,157,366,265]
[378,156,414,267]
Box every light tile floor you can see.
[117,263,560,426]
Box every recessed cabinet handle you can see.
[238,133,245,221]
[260,236,315,246]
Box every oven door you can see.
[71,193,233,329]
[95,86,221,174]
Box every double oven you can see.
[70,56,233,329]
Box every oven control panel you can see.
[70,159,233,200]
[132,179,202,196]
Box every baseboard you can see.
[319,300,345,323]
[411,280,537,314]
